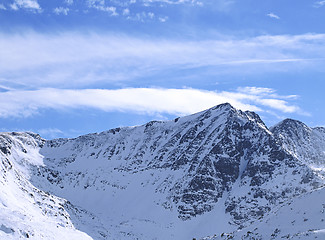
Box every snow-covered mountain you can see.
[208,186,325,240]
[0,103,324,239]
[271,119,325,180]
[0,132,92,239]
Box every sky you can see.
[0,0,324,139]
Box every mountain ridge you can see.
[1,103,324,239]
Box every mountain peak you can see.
[1,105,324,240]
[271,118,308,132]
[211,102,233,111]
[210,103,268,128]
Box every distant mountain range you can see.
[1,103,325,239]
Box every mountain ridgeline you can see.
[1,103,325,239]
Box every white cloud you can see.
[0,87,303,119]
[124,10,157,21]
[148,12,154,18]
[0,4,6,10]
[267,12,280,19]
[65,0,73,5]
[314,0,325,7]
[237,87,298,100]
[10,0,41,11]
[99,6,118,15]
[0,32,325,88]
[237,87,275,96]
[10,3,19,10]
[53,7,69,15]
[80,0,231,18]
[141,0,203,5]
[37,128,64,139]
[256,98,299,113]
[2,0,229,16]
[123,8,130,15]
[201,0,234,12]
[158,16,168,22]
[87,0,118,15]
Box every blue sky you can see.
[0,0,324,139]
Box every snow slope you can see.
[0,132,92,239]
[1,103,325,240]
[0,133,91,239]
[272,119,325,179]
[208,186,325,240]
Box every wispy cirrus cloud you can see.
[87,0,125,15]
[314,0,325,7]
[0,32,325,89]
[53,7,69,15]
[267,12,280,20]
[237,87,298,100]
[0,0,232,20]
[235,87,307,115]
[37,128,65,139]
[0,87,304,119]
[65,0,73,5]
[142,0,202,5]
[10,0,41,11]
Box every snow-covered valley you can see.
[1,103,325,239]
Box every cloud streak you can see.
[1,0,204,21]
[0,87,303,119]
[0,32,325,88]
[53,7,69,15]
[314,0,325,7]
[10,0,41,11]
[267,13,280,20]
[37,128,64,139]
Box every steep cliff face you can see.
[271,119,325,178]
[1,103,324,240]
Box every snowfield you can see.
[0,103,324,239]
